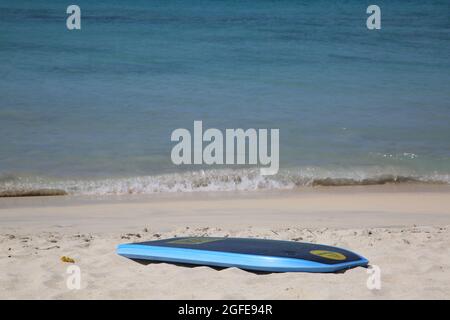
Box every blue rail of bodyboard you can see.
[116,244,369,273]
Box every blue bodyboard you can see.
[117,237,368,273]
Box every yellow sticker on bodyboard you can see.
[310,250,346,261]
[168,237,223,245]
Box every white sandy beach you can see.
[1,185,450,299]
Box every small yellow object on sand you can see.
[61,256,75,263]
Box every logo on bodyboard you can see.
[310,250,346,261]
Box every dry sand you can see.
[1,185,449,299]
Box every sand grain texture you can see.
[1,188,449,299]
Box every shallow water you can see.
[1,0,449,194]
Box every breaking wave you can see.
[0,167,449,197]
[0,169,283,196]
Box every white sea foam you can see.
[1,167,449,197]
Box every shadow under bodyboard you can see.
[130,258,276,274]
[129,258,355,274]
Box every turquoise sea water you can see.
[1,0,449,194]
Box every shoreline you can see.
[2,182,450,204]
[2,168,449,198]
